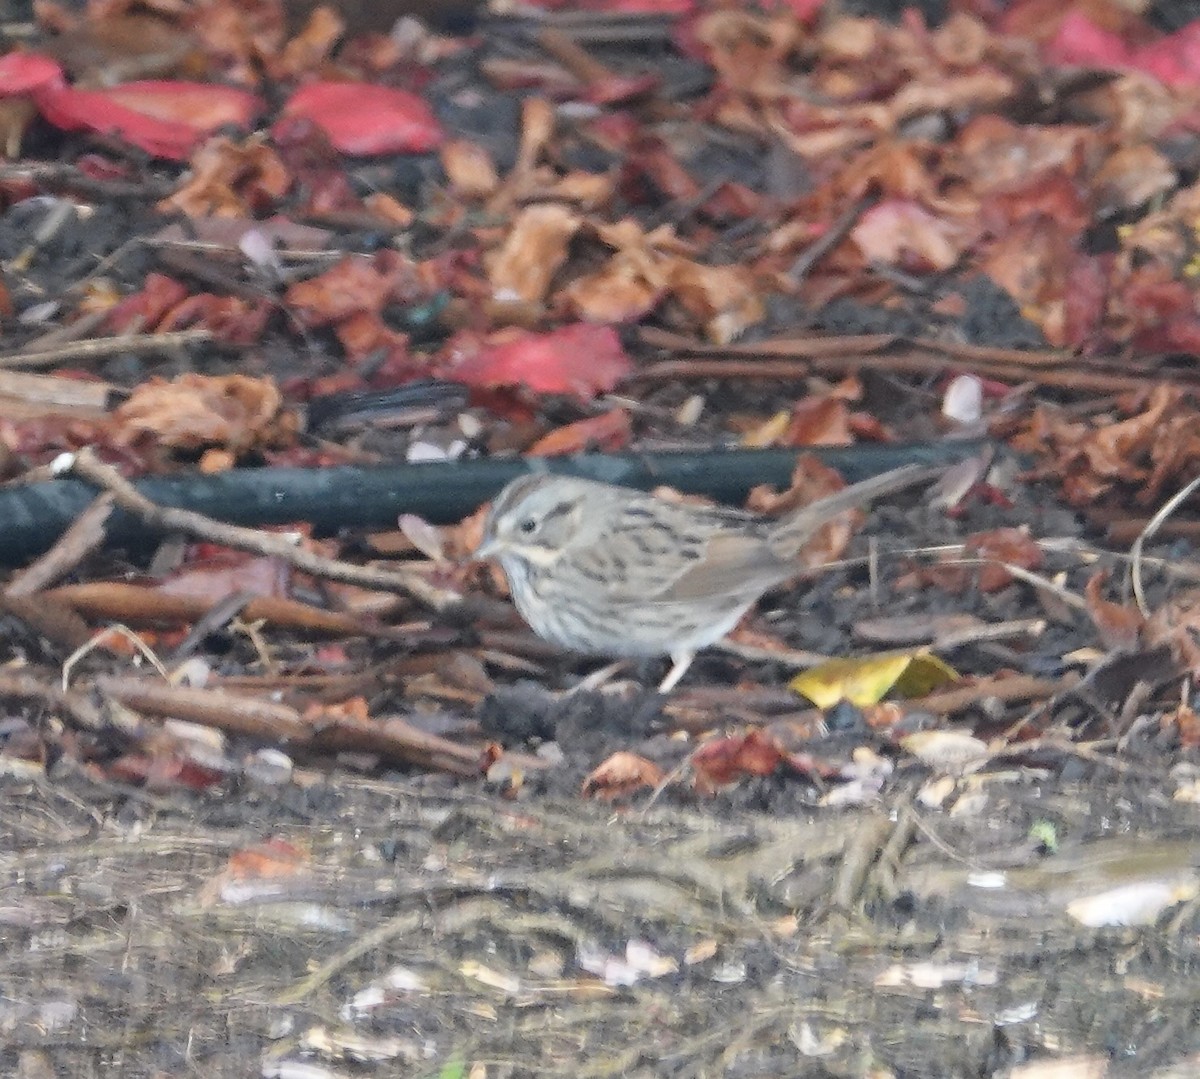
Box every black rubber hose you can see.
[0,440,984,564]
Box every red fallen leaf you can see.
[277,81,443,156]
[156,293,273,346]
[1044,11,1131,70]
[1133,22,1200,87]
[34,82,261,161]
[527,408,632,456]
[35,86,199,158]
[0,50,63,93]
[443,323,633,401]
[109,752,226,792]
[691,728,785,794]
[104,273,189,333]
[101,82,262,132]
[1046,12,1200,88]
[582,751,665,800]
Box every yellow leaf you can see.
[790,650,959,708]
[741,409,791,448]
[894,652,960,697]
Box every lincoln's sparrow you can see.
[475,464,930,691]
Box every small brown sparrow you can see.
[475,465,928,691]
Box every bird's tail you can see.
[767,463,934,558]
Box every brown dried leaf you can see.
[441,138,499,199]
[114,373,286,452]
[964,527,1043,592]
[582,751,665,801]
[1086,570,1145,650]
[485,203,580,305]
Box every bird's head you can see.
[474,474,594,567]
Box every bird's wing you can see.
[644,531,793,604]
[563,499,782,606]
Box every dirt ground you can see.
[5,734,1200,1078]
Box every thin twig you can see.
[6,492,114,596]
[61,448,456,611]
[1130,473,1200,616]
[787,194,876,284]
[62,624,169,691]
[0,329,213,370]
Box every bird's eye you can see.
[518,517,537,535]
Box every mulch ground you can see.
[4,0,1200,1075]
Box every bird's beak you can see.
[473,536,500,561]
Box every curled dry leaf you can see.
[158,135,291,218]
[114,373,290,453]
[440,138,500,199]
[964,527,1043,592]
[285,252,425,328]
[851,198,974,272]
[450,501,490,564]
[691,728,786,794]
[664,258,765,344]
[1084,570,1144,651]
[271,4,345,80]
[900,729,988,775]
[526,409,632,456]
[558,218,763,341]
[1092,144,1176,217]
[1013,384,1197,507]
[103,272,188,331]
[397,513,446,563]
[784,395,854,447]
[102,272,272,344]
[486,203,580,305]
[582,751,665,801]
[747,453,861,568]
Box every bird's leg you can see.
[658,650,695,693]
[571,659,629,694]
